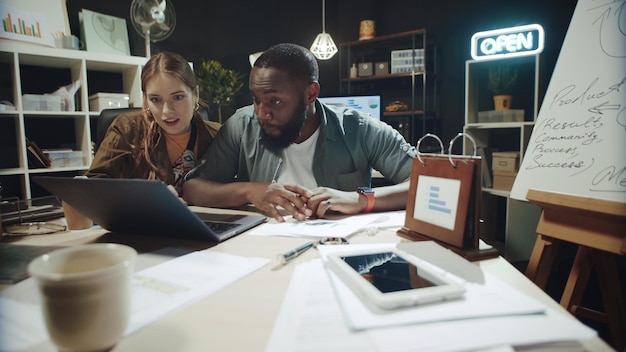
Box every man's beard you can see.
[261,100,308,151]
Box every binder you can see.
[398,133,499,261]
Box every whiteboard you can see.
[511,0,626,203]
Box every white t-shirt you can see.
[276,127,320,189]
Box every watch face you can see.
[358,186,374,194]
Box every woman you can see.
[86,52,220,196]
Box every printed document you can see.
[0,250,269,351]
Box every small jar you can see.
[350,63,357,78]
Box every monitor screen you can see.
[319,95,382,120]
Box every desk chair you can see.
[95,107,213,152]
[95,107,140,152]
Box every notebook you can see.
[33,176,267,242]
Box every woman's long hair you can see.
[133,52,209,180]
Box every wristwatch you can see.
[357,186,375,213]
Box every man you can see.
[184,43,416,222]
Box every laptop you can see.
[33,176,267,242]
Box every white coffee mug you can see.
[28,243,136,351]
[62,200,93,230]
[60,35,84,50]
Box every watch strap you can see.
[357,187,375,213]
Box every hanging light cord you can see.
[322,0,326,33]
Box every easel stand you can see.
[524,189,626,351]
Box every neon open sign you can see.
[471,24,544,60]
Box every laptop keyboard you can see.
[205,221,240,234]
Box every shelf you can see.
[340,29,427,47]
[341,71,425,82]
[465,121,535,129]
[338,28,437,145]
[482,188,511,197]
[0,42,147,200]
[383,110,426,117]
[464,54,541,262]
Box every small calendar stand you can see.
[398,133,499,261]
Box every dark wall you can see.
[65,0,577,142]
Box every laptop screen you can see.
[319,95,382,120]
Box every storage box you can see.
[492,170,517,191]
[390,49,424,73]
[358,62,373,77]
[374,62,388,75]
[492,152,520,172]
[477,109,524,123]
[43,149,84,168]
[390,49,424,59]
[22,94,63,111]
[89,93,129,112]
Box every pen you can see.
[278,240,316,264]
[272,158,283,183]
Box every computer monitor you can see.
[319,95,382,120]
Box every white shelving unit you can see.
[463,54,542,262]
[0,42,147,200]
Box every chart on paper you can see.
[413,175,460,230]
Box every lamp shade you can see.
[310,32,338,60]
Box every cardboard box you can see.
[492,170,517,191]
[374,62,388,75]
[477,109,524,123]
[89,93,129,112]
[358,62,373,77]
[23,94,63,111]
[492,152,520,172]
[43,149,84,168]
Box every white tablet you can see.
[325,248,466,310]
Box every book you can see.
[0,243,62,283]
[26,138,51,168]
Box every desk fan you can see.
[130,0,176,57]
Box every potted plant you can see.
[196,60,244,123]
[487,65,517,110]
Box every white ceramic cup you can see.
[62,200,93,230]
[60,35,84,50]
[28,243,137,351]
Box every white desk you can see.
[1,208,614,351]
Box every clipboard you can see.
[398,133,499,261]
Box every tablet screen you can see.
[339,252,438,293]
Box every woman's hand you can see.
[167,184,187,204]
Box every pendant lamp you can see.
[310,0,337,60]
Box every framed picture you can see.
[79,8,130,56]
[0,0,70,47]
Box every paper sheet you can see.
[319,244,547,330]
[247,211,406,239]
[0,250,270,351]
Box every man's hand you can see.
[306,187,364,218]
[251,183,313,222]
